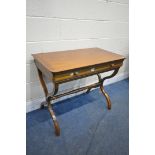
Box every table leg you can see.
[37,69,60,136]
[47,102,60,136]
[86,88,91,94]
[97,68,119,110]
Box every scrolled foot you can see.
[53,120,60,136]
[40,102,45,109]
[107,102,111,110]
[40,104,45,109]
[86,88,91,94]
[100,85,112,110]
[40,101,48,109]
[48,103,61,136]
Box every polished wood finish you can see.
[33,48,125,136]
[97,68,119,109]
[32,48,124,73]
[36,68,60,136]
[53,61,123,83]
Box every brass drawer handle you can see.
[90,68,95,72]
[70,73,74,76]
[70,71,79,76]
[75,71,79,75]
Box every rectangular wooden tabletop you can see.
[32,48,125,73]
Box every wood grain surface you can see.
[32,48,125,73]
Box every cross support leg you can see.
[99,84,111,109]
[97,68,120,110]
[47,101,60,136]
[37,67,120,136]
[37,69,60,136]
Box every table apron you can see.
[53,65,122,84]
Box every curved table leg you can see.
[47,102,60,136]
[97,68,120,110]
[37,68,60,136]
[99,85,112,109]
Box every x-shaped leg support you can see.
[37,69,60,136]
[37,68,119,136]
[87,68,119,109]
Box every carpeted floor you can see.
[27,79,129,155]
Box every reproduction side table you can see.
[32,48,125,136]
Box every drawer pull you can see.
[91,68,95,72]
[70,71,79,76]
[70,73,74,76]
[75,71,79,75]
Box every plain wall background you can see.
[26,0,129,112]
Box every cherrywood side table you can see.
[32,48,125,136]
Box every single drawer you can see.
[53,62,122,83]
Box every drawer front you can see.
[54,62,122,83]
